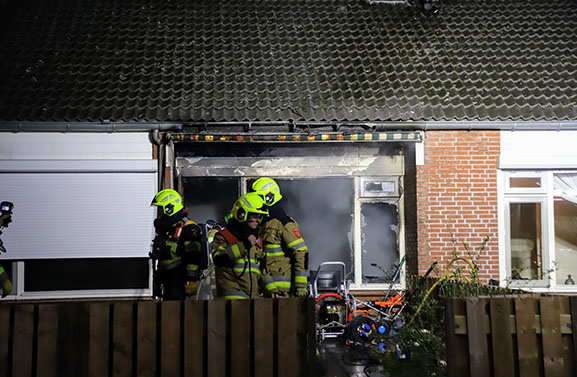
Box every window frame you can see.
[503,195,550,288]
[501,170,577,291]
[176,152,406,291]
[0,260,152,301]
[505,171,547,194]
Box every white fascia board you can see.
[500,130,577,169]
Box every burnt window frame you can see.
[175,144,407,291]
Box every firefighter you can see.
[0,201,14,298]
[150,189,204,300]
[211,192,278,299]
[252,178,309,298]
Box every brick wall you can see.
[416,130,500,282]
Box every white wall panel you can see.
[0,132,152,160]
[500,130,577,168]
[0,171,156,259]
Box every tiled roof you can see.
[0,0,576,123]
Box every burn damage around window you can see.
[174,141,412,287]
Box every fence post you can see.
[445,297,469,377]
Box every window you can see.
[24,258,149,291]
[553,174,577,286]
[0,167,156,299]
[360,202,399,284]
[503,171,577,289]
[508,201,544,281]
[176,143,406,289]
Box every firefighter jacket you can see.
[260,214,309,297]
[211,228,278,299]
[156,217,203,282]
[0,263,12,297]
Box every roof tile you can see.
[0,0,576,123]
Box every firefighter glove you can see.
[184,281,197,296]
[295,286,308,298]
[1,279,13,298]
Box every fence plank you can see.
[306,297,316,375]
[294,298,310,377]
[0,305,11,377]
[446,298,469,377]
[570,297,577,377]
[207,300,227,377]
[278,298,299,377]
[88,303,110,377]
[113,302,134,377]
[558,297,573,377]
[490,297,515,377]
[161,301,181,377]
[541,297,565,377]
[136,301,157,377]
[36,304,59,377]
[184,300,205,377]
[515,296,540,377]
[12,304,34,377]
[231,300,251,377]
[254,299,274,377]
[466,297,490,377]
[62,304,90,376]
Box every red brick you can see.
[417,130,500,282]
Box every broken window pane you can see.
[361,202,399,283]
[272,178,354,279]
[182,177,239,224]
[509,202,543,280]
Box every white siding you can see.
[0,133,152,160]
[500,130,577,169]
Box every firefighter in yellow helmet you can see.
[252,178,309,297]
[0,201,14,298]
[211,193,278,299]
[150,189,204,300]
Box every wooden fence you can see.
[0,298,315,377]
[446,295,577,377]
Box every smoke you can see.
[275,178,355,279]
[182,177,238,225]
